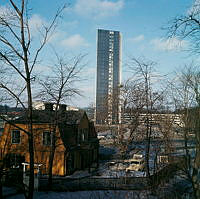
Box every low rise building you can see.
[0,103,99,175]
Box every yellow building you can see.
[0,104,99,176]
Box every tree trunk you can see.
[145,121,151,180]
[27,134,34,199]
[47,104,59,189]
[26,73,34,199]
[192,108,200,199]
[48,143,56,189]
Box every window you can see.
[81,132,85,142]
[78,129,88,143]
[82,129,88,141]
[43,131,52,146]
[11,130,20,144]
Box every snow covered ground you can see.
[6,190,157,199]
[97,162,146,178]
[5,173,192,199]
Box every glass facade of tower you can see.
[96,29,121,124]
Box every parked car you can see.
[110,162,127,171]
[125,154,145,172]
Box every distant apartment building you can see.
[96,29,122,124]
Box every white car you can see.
[125,154,145,172]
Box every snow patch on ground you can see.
[65,170,91,179]
[6,190,157,199]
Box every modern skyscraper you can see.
[96,29,122,124]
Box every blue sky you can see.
[1,0,197,107]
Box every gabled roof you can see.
[9,109,86,125]
[61,110,86,125]
[7,109,95,149]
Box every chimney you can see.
[44,103,53,111]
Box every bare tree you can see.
[127,57,154,179]
[167,0,200,55]
[37,52,86,188]
[0,1,64,198]
[121,79,146,141]
[170,65,200,199]
[125,57,169,181]
[167,2,200,195]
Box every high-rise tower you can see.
[96,29,122,124]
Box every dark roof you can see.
[8,109,95,149]
[10,110,86,125]
[63,110,86,125]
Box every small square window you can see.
[43,131,52,146]
[12,130,20,144]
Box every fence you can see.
[39,163,179,191]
